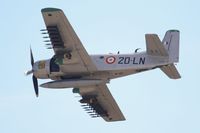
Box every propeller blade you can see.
[28,47,39,97]
[32,75,39,97]
[30,48,34,67]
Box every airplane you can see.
[26,7,181,122]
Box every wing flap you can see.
[77,84,125,122]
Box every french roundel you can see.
[105,56,116,64]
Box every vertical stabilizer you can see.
[162,30,180,63]
[160,30,181,79]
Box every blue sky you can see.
[1,0,200,133]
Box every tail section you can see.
[145,29,181,79]
[161,30,181,79]
[162,30,180,63]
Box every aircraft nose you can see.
[25,62,37,76]
[32,60,49,79]
[32,62,38,75]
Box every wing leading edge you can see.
[41,8,97,73]
[73,84,125,122]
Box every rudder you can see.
[162,30,180,63]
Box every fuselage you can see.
[33,51,170,81]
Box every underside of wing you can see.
[73,84,125,122]
[41,8,97,73]
[145,34,168,56]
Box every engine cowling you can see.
[33,59,50,79]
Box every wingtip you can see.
[168,29,180,33]
[41,8,62,13]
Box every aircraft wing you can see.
[41,8,97,73]
[75,84,125,122]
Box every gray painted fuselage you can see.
[34,51,169,81]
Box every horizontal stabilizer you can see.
[160,64,181,79]
[145,34,168,56]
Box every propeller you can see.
[25,48,39,97]
[32,75,39,97]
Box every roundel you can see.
[105,56,116,64]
